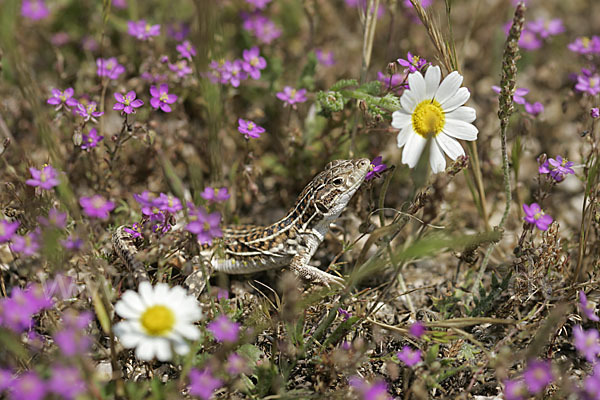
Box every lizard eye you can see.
[332,177,344,186]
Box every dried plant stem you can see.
[468,141,490,230]
[471,3,525,296]
[350,0,380,157]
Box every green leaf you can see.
[331,78,359,91]
[358,80,382,95]
[323,316,359,347]
[425,343,439,364]
[237,344,263,367]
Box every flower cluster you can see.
[276,86,307,108]
[47,88,78,111]
[365,156,387,181]
[207,315,241,343]
[503,18,564,51]
[522,203,553,231]
[315,49,335,66]
[113,91,144,115]
[188,368,223,400]
[0,220,19,243]
[0,284,53,332]
[208,47,267,87]
[54,310,93,356]
[133,191,182,235]
[397,52,428,74]
[26,164,60,190]
[0,367,85,400]
[149,84,178,112]
[46,88,107,123]
[377,71,408,93]
[97,57,126,80]
[201,187,231,203]
[21,0,49,20]
[80,195,115,220]
[568,36,600,55]
[80,128,104,151]
[238,118,265,139]
[186,204,223,245]
[504,360,554,400]
[348,376,392,400]
[127,20,160,41]
[76,101,104,123]
[397,346,422,367]
[492,85,544,117]
[539,155,575,182]
[241,13,281,44]
[575,68,600,97]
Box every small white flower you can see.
[113,281,202,361]
[391,65,478,173]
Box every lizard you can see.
[112,158,371,296]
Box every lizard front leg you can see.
[289,252,345,288]
[184,256,214,297]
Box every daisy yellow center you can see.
[141,305,175,336]
[412,99,445,139]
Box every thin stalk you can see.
[350,0,380,157]
[471,3,525,296]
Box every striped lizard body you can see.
[113,158,370,295]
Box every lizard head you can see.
[311,158,370,218]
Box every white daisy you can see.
[391,65,478,173]
[113,281,202,361]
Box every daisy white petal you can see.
[442,118,479,141]
[115,291,145,319]
[138,281,155,306]
[408,71,426,100]
[400,90,418,113]
[154,339,172,361]
[392,110,412,130]
[429,140,446,173]
[435,133,465,160]
[402,133,427,168]
[446,106,476,123]
[440,87,470,113]
[425,66,441,99]
[173,337,190,355]
[434,71,463,105]
[397,127,411,148]
[135,339,157,361]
